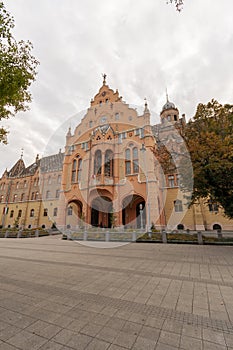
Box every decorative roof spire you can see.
[66,126,71,137]
[102,73,107,85]
[144,97,148,112]
[20,148,24,159]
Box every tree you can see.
[0,1,39,143]
[181,100,233,219]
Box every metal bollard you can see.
[105,231,110,242]
[5,230,8,238]
[217,230,223,239]
[162,230,167,243]
[197,231,203,245]
[83,230,87,241]
[132,232,136,242]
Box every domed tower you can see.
[160,91,179,124]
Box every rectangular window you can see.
[174,200,183,212]
[168,175,175,188]
[53,208,58,216]
[125,161,131,175]
[43,209,48,217]
[55,189,60,198]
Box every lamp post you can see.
[140,144,151,234]
[139,203,143,230]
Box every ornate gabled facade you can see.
[0,77,232,232]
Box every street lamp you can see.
[140,144,151,234]
[139,203,143,230]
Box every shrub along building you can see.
[0,77,232,232]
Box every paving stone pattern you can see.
[0,237,233,349]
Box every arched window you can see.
[30,209,34,217]
[174,200,183,212]
[125,149,131,175]
[133,147,139,173]
[94,150,102,175]
[31,192,35,200]
[71,156,82,183]
[78,158,82,183]
[35,192,39,200]
[21,193,25,201]
[71,159,77,183]
[18,210,22,218]
[104,150,114,177]
[10,210,14,218]
[13,194,17,202]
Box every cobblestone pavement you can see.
[0,237,233,350]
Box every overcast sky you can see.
[0,0,233,175]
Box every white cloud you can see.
[1,0,232,174]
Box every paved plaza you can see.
[0,237,233,349]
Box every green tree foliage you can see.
[0,1,39,143]
[181,100,233,219]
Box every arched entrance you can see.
[66,200,83,229]
[122,194,145,229]
[213,223,222,231]
[91,196,113,228]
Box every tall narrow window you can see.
[30,209,34,217]
[57,175,61,184]
[18,210,22,218]
[132,147,139,173]
[55,189,60,198]
[35,192,39,200]
[46,191,51,199]
[104,150,114,177]
[48,176,52,185]
[13,194,17,202]
[176,174,181,187]
[67,206,73,216]
[43,208,48,217]
[31,192,35,200]
[94,150,102,175]
[125,149,131,175]
[0,195,3,203]
[10,210,14,218]
[168,175,175,188]
[174,200,183,212]
[21,193,25,201]
[71,159,77,183]
[78,158,82,182]
[53,208,58,216]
